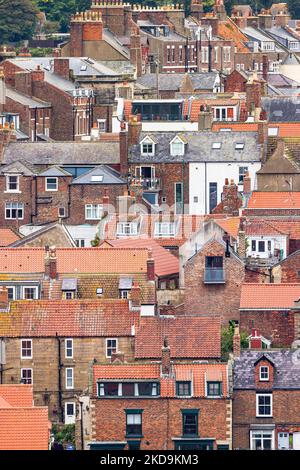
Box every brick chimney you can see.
[161,336,171,376]
[243,172,251,194]
[249,328,262,349]
[0,123,16,162]
[69,10,103,57]
[130,25,142,78]
[45,245,57,279]
[31,65,45,83]
[0,287,9,311]
[233,324,241,358]
[15,71,32,96]
[214,0,227,21]
[246,74,262,115]
[54,58,70,81]
[130,281,141,309]
[198,106,213,130]
[128,115,142,147]
[262,55,268,83]
[0,68,5,113]
[147,249,155,281]
[237,218,246,259]
[119,126,128,177]
[190,0,203,20]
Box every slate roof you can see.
[38,166,72,177]
[136,72,218,92]
[6,87,51,108]
[71,165,125,185]
[2,142,120,165]
[0,299,138,337]
[262,96,300,122]
[129,131,261,163]
[0,160,38,176]
[240,283,300,309]
[234,350,300,389]
[135,316,221,359]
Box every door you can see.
[293,432,300,450]
[65,402,76,424]
[278,432,289,450]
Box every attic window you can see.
[212,142,221,149]
[268,128,278,137]
[235,143,244,150]
[170,137,185,156]
[141,138,155,156]
[91,175,103,182]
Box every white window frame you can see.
[170,137,185,156]
[256,393,273,417]
[21,368,33,384]
[21,339,32,359]
[65,339,73,359]
[6,285,16,300]
[58,207,66,217]
[250,430,275,450]
[120,290,129,299]
[116,222,138,236]
[65,367,74,390]
[45,177,58,192]
[5,175,20,193]
[106,338,118,358]
[154,222,176,237]
[5,202,24,220]
[259,366,269,381]
[97,119,106,132]
[140,137,155,156]
[75,239,85,247]
[85,204,103,220]
[22,286,38,300]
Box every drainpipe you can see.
[205,162,207,214]
[56,334,63,423]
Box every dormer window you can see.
[259,366,269,382]
[117,222,138,236]
[154,222,175,237]
[176,381,191,397]
[170,136,185,156]
[207,381,222,397]
[140,136,155,156]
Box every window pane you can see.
[122,383,135,397]
[183,414,197,435]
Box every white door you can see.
[64,402,76,424]
[293,432,300,450]
[278,432,289,450]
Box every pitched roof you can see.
[136,72,218,92]
[0,247,149,274]
[247,192,300,209]
[240,283,300,309]
[268,122,300,137]
[108,238,179,277]
[0,385,33,407]
[0,228,21,247]
[213,217,240,239]
[0,299,138,337]
[244,219,288,236]
[135,315,221,359]
[93,363,228,398]
[38,166,72,177]
[212,122,259,132]
[0,385,49,450]
[234,350,300,389]
[71,165,125,185]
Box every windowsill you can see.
[125,434,144,439]
[4,191,21,194]
[181,434,199,439]
[256,415,273,418]
[206,395,223,399]
[45,190,58,192]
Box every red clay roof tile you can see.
[240,283,300,309]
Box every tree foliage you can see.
[221,320,249,361]
[33,0,91,32]
[0,0,38,43]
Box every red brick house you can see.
[239,283,300,347]
[233,349,300,450]
[86,356,231,450]
[184,237,245,324]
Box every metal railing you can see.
[204,268,225,284]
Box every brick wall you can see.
[91,396,231,450]
[280,254,300,283]
[240,309,295,347]
[34,176,72,224]
[0,174,34,229]
[184,239,245,324]
[233,389,300,449]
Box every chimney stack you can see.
[161,336,171,376]
[0,287,9,311]
[249,328,263,349]
[45,245,57,279]
[119,126,128,177]
[262,55,268,83]
[53,58,70,81]
[0,68,5,113]
[233,323,241,358]
[128,115,142,146]
[198,106,213,131]
[130,281,141,309]
[147,249,155,281]
[243,172,251,194]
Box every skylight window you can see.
[80,65,87,71]
[91,175,103,182]
[212,142,221,149]
[235,143,244,150]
